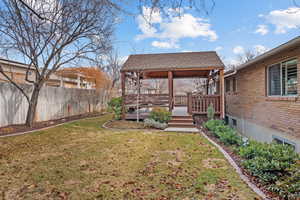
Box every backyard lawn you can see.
[0,114,260,199]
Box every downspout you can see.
[223,69,237,120]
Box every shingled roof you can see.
[121,51,224,71]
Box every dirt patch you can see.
[0,112,103,137]
[156,149,186,166]
[202,158,228,169]
[64,180,81,185]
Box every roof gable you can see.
[121,51,224,71]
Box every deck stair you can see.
[167,115,195,128]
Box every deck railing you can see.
[124,94,169,107]
[187,94,220,114]
[174,95,187,106]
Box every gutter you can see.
[224,69,237,78]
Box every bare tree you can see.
[138,0,215,16]
[0,0,117,127]
[237,49,258,64]
[103,50,122,90]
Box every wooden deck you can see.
[124,94,221,120]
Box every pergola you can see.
[120,51,225,120]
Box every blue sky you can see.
[115,0,300,66]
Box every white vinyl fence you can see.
[0,82,110,127]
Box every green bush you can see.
[144,118,167,129]
[217,129,242,146]
[204,120,241,146]
[204,121,300,199]
[269,162,300,200]
[108,97,122,120]
[149,107,171,123]
[207,103,215,120]
[204,119,224,132]
[239,142,299,183]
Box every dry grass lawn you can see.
[0,114,260,199]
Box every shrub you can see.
[204,119,224,132]
[239,142,299,183]
[207,103,215,120]
[108,97,122,120]
[269,162,300,200]
[217,129,242,146]
[205,120,242,146]
[149,107,171,123]
[144,118,168,129]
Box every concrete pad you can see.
[164,127,199,133]
[172,106,189,116]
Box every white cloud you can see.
[253,45,269,55]
[158,14,218,42]
[181,50,192,52]
[264,7,300,34]
[151,41,179,49]
[255,25,269,35]
[233,46,244,55]
[136,7,162,40]
[215,46,223,52]
[136,7,218,48]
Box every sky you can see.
[114,0,300,67]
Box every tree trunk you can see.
[25,85,41,127]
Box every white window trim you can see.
[267,57,299,97]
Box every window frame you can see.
[267,57,298,97]
[272,135,296,150]
[225,79,231,93]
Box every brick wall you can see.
[225,46,300,140]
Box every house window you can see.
[225,79,231,92]
[268,59,298,96]
[232,77,237,92]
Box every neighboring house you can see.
[54,69,96,89]
[0,58,96,89]
[225,36,300,152]
[0,58,36,83]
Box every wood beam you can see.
[168,71,173,111]
[219,69,225,119]
[121,72,126,120]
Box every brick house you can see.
[225,36,300,152]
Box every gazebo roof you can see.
[121,51,225,72]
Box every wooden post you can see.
[121,72,126,120]
[187,92,192,114]
[206,77,209,95]
[219,69,225,119]
[136,71,140,122]
[168,71,173,111]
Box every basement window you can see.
[224,116,229,124]
[268,59,298,96]
[232,118,237,127]
[273,136,296,150]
